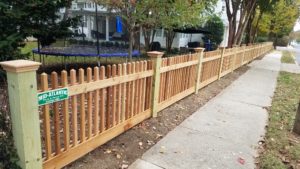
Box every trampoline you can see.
[32,45,140,58]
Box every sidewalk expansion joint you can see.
[139,158,166,169]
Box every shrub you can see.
[150,42,161,51]
[114,42,120,48]
[203,14,225,46]
[100,41,106,47]
[276,36,289,46]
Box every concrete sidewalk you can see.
[129,51,282,169]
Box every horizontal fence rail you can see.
[0,42,273,169]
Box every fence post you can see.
[218,47,226,80]
[231,45,238,72]
[241,44,246,65]
[194,48,205,94]
[0,60,42,169]
[147,51,164,118]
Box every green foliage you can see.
[257,0,298,40]
[203,15,225,46]
[98,0,217,52]
[276,36,290,47]
[0,1,28,61]
[0,0,78,61]
[0,119,21,169]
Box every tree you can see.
[0,0,77,61]
[203,15,225,46]
[0,1,27,61]
[96,0,140,60]
[245,0,277,44]
[98,0,217,55]
[159,0,217,52]
[135,0,161,51]
[225,0,258,47]
[257,0,298,46]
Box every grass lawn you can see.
[259,72,300,169]
[281,51,295,64]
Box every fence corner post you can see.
[218,47,226,80]
[194,47,205,94]
[0,60,42,169]
[147,51,164,118]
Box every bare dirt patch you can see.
[62,66,249,169]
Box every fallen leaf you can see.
[121,164,129,169]
[156,134,163,139]
[104,149,112,154]
[237,157,245,165]
[159,146,166,154]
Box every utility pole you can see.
[81,8,85,42]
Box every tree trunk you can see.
[166,30,175,52]
[227,19,236,48]
[150,29,156,50]
[235,1,257,45]
[142,28,151,51]
[293,102,300,135]
[251,12,264,43]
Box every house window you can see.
[222,5,225,11]
[77,3,84,9]
[88,3,92,8]
[156,29,162,37]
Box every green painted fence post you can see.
[194,48,205,94]
[0,60,42,169]
[147,51,164,118]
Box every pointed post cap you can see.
[0,60,41,73]
[147,51,164,58]
[194,47,205,53]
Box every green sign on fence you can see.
[38,88,69,106]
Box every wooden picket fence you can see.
[0,42,273,169]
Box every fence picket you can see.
[51,72,61,154]
[112,65,117,126]
[93,67,99,135]
[106,65,112,129]
[70,69,78,146]
[41,73,52,159]
[79,69,86,142]
[61,70,70,150]
[99,66,105,132]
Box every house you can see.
[60,0,233,48]
[59,0,127,42]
